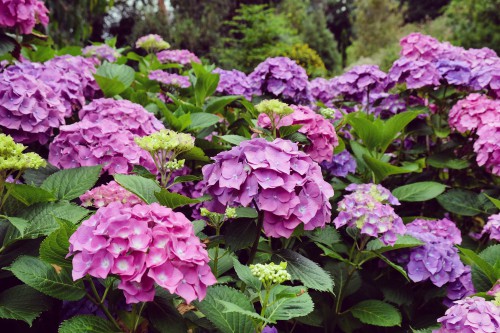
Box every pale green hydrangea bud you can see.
[255,99,294,117]
[136,34,170,51]
[320,108,336,119]
[0,134,46,171]
[165,159,185,171]
[250,262,291,285]
[225,207,237,219]
[135,130,195,155]
[200,208,211,217]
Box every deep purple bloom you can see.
[333,65,387,102]
[309,77,339,107]
[436,60,471,86]
[262,326,278,333]
[321,150,356,177]
[475,213,500,242]
[445,266,475,307]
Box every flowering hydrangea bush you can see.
[449,94,500,133]
[0,0,49,34]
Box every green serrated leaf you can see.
[205,96,241,114]
[458,246,497,285]
[279,124,303,138]
[392,182,446,202]
[437,190,490,216]
[59,315,120,333]
[178,146,210,162]
[363,155,419,182]
[41,166,102,200]
[0,285,51,326]
[114,174,160,204]
[219,135,249,146]
[155,189,209,209]
[170,175,202,186]
[5,183,56,205]
[307,225,342,248]
[427,153,469,170]
[232,258,262,291]
[147,293,188,333]
[23,163,60,186]
[484,194,500,210]
[366,235,424,253]
[225,219,257,251]
[349,300,402,327]
[218,300,266,322]
[39,219,76,268]
[4,216,29,237]
[189,113,221,130]
[263,285,314,323]
[94,62,135,97]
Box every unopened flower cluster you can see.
[69,202,216,304]
[80,181,142,209]
[0,0,49,34]
[82,44,120,63]
[334,184,405,246]
[157,49,200,66]
[213,68,254,100]
[250,262,291,285]
[202,138,334,238]
[149,71,191,88]
[321,150,357,178]
[0,133,45,173]
[135,34,170,51]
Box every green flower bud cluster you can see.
[250,262,292,285]
[225,207,237,219]
[256,100,294,117]
[165,159,185,172]
[0,134,46,171]
[137,36,170,52]
[200,207,237,223]
[320,108,337,120]
[135,129,194,155]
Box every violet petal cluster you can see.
[476,213,500,242]
[387,57,441,89]
[436,60,472,86]
[470,57,500,98]
[448,94,500,133]
[68,202,216,304]
[0,69,66,144]
[248,57,312,104]
[320,150,357,178]
[49,119,156,174]
[309,77,338,107]
[82,44,120,63]
[434,296,500,333]
[149,70,191,88]
[406,218,462,245]
[80,181,142,209]
[334,183,405,246]
[474,123,500,176]
[213,68,254,100]
[202,138,334,238]
[400,33,442,61]
[78,98,164,137]
[445,266,475,307]
[333,65,387,102]
[0,0,49,34]
[156,49,200,66]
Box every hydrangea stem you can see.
[86,277,121,330]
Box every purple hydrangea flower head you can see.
[149,70,191,88]
[0,69,66,144]
[474,123,500,176]
[470,57,500,98]
[309,77,339,107]
[78,98,164,137]
[48,119,156,175]
[445,266,475,307]
[213,68,254,100]
[156,49,200,66]
[82,44,120,63]
[437,60,471,86]
[387,57,441,89]
[369,93,407,118]
[476,213,500,242]
[68,202,216,304]
[333,65,387,102]
[465,48,498,70]
[248,57,312,104]
[434,296,500,333]
[0,0,49,34]
[449,94,500,133]
[202,138,334,238]
[257,105,339,163]
[334,183,405,246]
[406,218,462,245]
[262,326,278,333]
[80,181,142,209]
[400,33,442,61]
[320,150,356,177]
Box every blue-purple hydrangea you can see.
[320,150,356,177]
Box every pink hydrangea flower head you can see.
[68,202,216,304]
[80,181,142,208]
[156,49,200,66]
[0,69,66,144]
[473,123,500,176]
[202,138,334,238]
[476,213,500,242]
[434,296,500,333]
[400,33,442,61]
[387,57,441,89]
[334,183,405,246]
[257,105,339,163]
[406,218,462,245]
[487,280,500,297]
[333,65,387,102]
[149,71,191,88]
[0,0,49,34]
[48,118,156,175]
[248,57,312,104]
[78,98,165,137]
[213,68,254,101]
[82,44,120,63]
[449,94,500,133]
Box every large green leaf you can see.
[224,219,257,251]
[273,249,334,292]
[94,62,135,97]
[59,315,120,333]
[219,135,249,146]
[437,190,493,216]
[232,258,262,291]
[364,155,420,182]
[427,153,469,170]
[326,263,361,298]
[263,285,314,323]
[178,146,210,162]
[41,166,102,200]
[366,235,424,253]
[155,189,210,209]
[459,246,498,287]
[0,285,51,326]
[392,182,446,202]
[349,300,402,327]
[23,163,59,187]
[204,95,241,114]
[347,116,383,152]
[192,63,220,106]
[195,286,255,333]
[380,110,421,151]
[484,194,500,210]
[5,183,56,205]
[39,219,76,268]
[8,256,86,301]
[189,113,221,130]
[114,174,160,204]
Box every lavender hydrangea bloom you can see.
[334,184,405,246]
[369,94,407,118]
[213,68,254,100]
[474,124,500,176]
[0,69,66,144]
[321,150,356,177]
[82,44,120,62]
[434,296,500,333]
[470,58,500,98]
[387,57,441,89]
[78,98,164,137]
[0,0,49,34]
[156,49,200,65]
[333,65,387,102]
[309,77,339,107]
[49,119,156,175]
[262,326,278,333]
[476,213,500,242]
[248,57,312,104]
[406,218,462,245]
[149,70,191,88]
[202,138,334,238]
[436,60,471,86]
[445,266,475,307]
[448,94,500,133]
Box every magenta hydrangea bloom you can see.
[248,57,312,104]
[334,184,405,246]
[68,202,216,304]
[78,98,164,137]
[309,77,339,107]
[257,105,339,163]
[445,266,475,307]
[49,119,156,175]
[488,280,500,297]
[149,70,191,88]
[202,138,334,238]
[476,213,500,242]
[406,218,462,245]
[434,296,500,333]
[448,94,500,133]
[0,69,66,144]
[333,65,387,102]
[82,44,120,63]
[474,124,500,176]
[387,57,441,89]
[80,181,142,209]
[213,68,254,100]
[157,49,200,65]
[400,33,442,61]
[0,0,49,34]
[321,150,357,178]
[262,326,278,333]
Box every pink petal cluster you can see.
[0,69,66,144]
[334,183,405,246]
[449,94,500,133]
[149,70,191,88]
[434,296,500,333]
[0,0,49,34]
[80,181,142,208]
[257,105,338,163]
[68,202,216,304]
[406,218,462,245]
[78,98,165,137]
[474,124,500,176]
[213,68,254,101]
[400,33,442,61]
[156,49,200,66]
[470,57,500,98]
[48,119,156,174]
[202,138,334,238]
[487,280,500,297]
[476,213,500,242]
